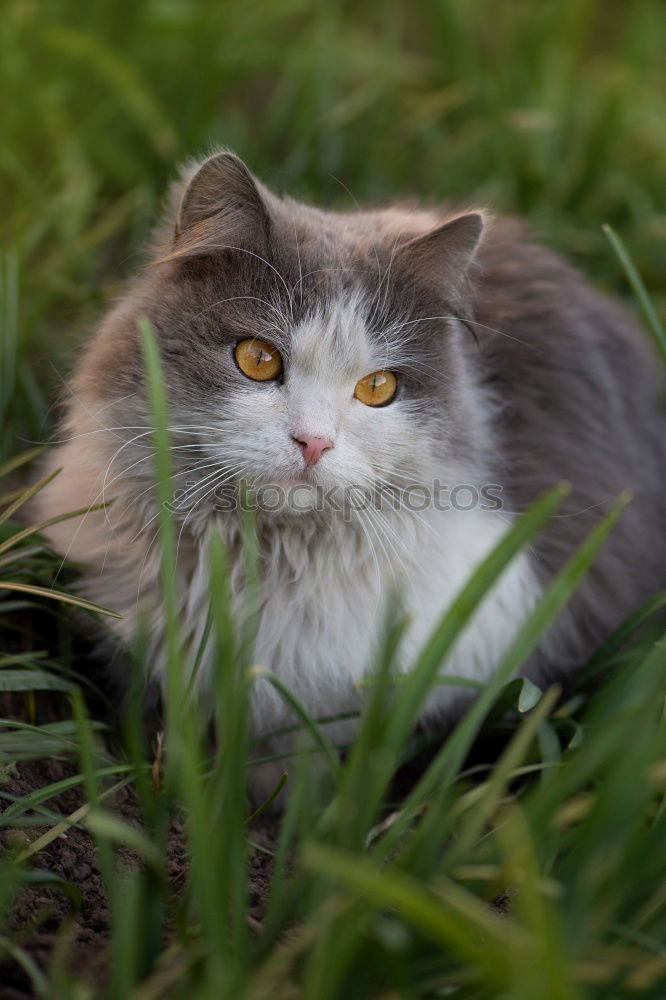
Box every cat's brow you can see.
[193,294,289,327]
[396,314,539,351]
[291,264,364,291]
[156,242,295,315]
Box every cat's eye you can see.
[354,370,397,407]
[234,338,283,381]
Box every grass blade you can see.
[380,490,630,859]
[603,224,666,362]
[0,581,122,618]
[252,667,341,782]
[385,483,570,748]
[0,466,62,527]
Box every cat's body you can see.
[35,152,666,795]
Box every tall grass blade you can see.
[380,490,630,859]
[603,224,666,362]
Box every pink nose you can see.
[292,433,334,467]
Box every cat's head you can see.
[71,151,489,527]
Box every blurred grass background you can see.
[2,0,665,462]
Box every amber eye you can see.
[234,338,283,381]
[354,370,397,407]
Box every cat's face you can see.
[165,289,437,518]
[92,153,486,525]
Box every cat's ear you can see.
[174,150,270,249]
[398,212,485,290]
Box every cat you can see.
[34,150,666,800]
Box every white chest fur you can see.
[175,503,542,740]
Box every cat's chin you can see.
[270,475,312,488]
[248,478,346,520]
[256,480,322,517]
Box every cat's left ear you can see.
[398,212,485,289]
[172,150,271,254]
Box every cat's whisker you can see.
[359,465,439,534]
[129,464,242,546]
[362,499,414,579]
[369,474,444,542]
[174,466,247,561]
[369,463,427,486]
[50,368,139,445]
[361,503,411,584]
[160,462,242,515]
[290,211,304,307]
[53,424,153,446]
[100,430,163,497]
[116,458,237,526]
[167,445,210,454]
[394,313,536,350]
[51,429,162,573]
[106,445,220,503]
[347,487,396,574]
[347,494,382,589]
[193,295,288,328]
[134,522,163,619]
[328,173,385,295]
[57,433,218,569]
[169,422,250,439]
[367,231,405,341]
[172,243,296,320]
[52,423,228,447]
[293,265,362,287]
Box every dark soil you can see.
[0,693,277,998]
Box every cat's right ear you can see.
[399,212,485,280]
[173,151,270,252]
[396,211,486,307]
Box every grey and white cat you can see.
[35,151,666,796]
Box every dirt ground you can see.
[0,694,277,998]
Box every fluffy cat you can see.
[34,151,666,797]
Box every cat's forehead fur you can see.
[152,191,464,329]
[77,153,485,451]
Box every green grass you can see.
[1,1,666,996]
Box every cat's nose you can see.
[291,433,334,467]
